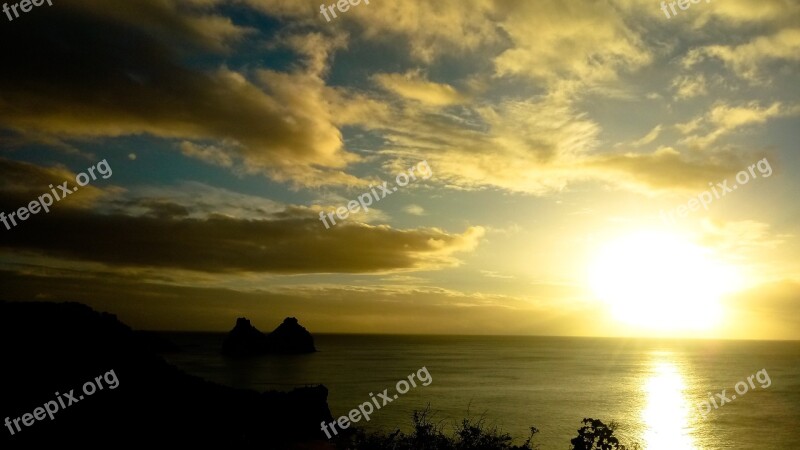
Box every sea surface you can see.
[159,334,800,449]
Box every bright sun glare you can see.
[588,231,738,332]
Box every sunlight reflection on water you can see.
[641,356,698,450]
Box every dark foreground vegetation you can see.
[332,409,640,450]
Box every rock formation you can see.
[221,317,271,356]
[267,317,317,354]
[222,316,317,356]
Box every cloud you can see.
[0,206,484,274]
[4,0,785,197]
[698,219,792,267]
[630,125,663,148]
[586,147,751,193]
[77,0,254,53]
[366,94,601,194]
[279,32,349,77]
[179,142,235,168]
[374,71,468,106]
[678,102,792,148]
[0,157,483,275]
[242,0,651,89]
[480,270,514,280]
[0,157,114,213]
[105,182,288,220]
[684,28,800,82]
[492,1,651,84]
[671,74,708,100]
[403,204,426,216]
[692,0,800,26]
[0,2,361,188]
[239,0,499,63]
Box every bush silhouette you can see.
[334,411,640,450]
[570,418,639,450]
[334,407,539,450]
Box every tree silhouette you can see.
[569,418,623,450]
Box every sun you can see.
[587,231,737,332]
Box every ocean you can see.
[159,334,800,449]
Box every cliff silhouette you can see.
[222,316,317,357]
[0,301,332,449]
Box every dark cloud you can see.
[0,0,356,186]
[0,158,108,212]
[123,199,191,220]
[0,159,480,274]
[0,208,482,273]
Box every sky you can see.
[0,0,798,339]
